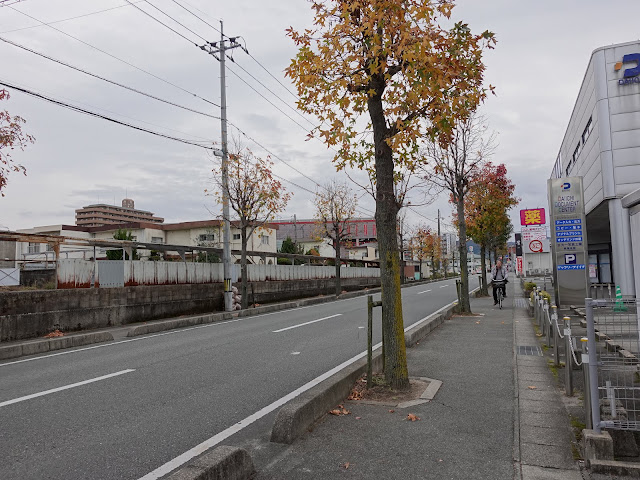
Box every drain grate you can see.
[517,345,543,356]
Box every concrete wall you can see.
[0,277,381,342]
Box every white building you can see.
[551,40,640,297]
[14,220,277,266]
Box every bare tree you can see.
[422,114,496,313]
[314,180,358,296]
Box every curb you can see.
[164,446,255,480]
[270,290,471,445]
[0,331,114,361]
[126,276,462,338]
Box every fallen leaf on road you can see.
[340,462,350,469]
[329,409,342,416]
[407,413,420,421]
[528,386,537,390]
[355,416,361,420]
[388,409,395,413]
[475,321,481,324]
[44,330,64,338]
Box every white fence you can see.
[56,260,380,288]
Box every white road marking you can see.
[416,289,432,295]
[272,314,342,333]
[358,326,365,329]
[291,352,301,355]
[137,345,381,480]
[0,369,135,408]
[139,294,467,480]
[439,284,449,288]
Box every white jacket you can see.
[491,265,508,282]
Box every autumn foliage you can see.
[0,89,34,196]
[287,0,495,389]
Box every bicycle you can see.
[494,280,506,309]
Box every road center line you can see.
[0,369,135,408]
[416,289,432,295]
[272,314,342,333]
[439,284,449,288]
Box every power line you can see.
[0,2,145,34]
[123,0,199,45]
[0,79,217,149]
[141,0,210,42]
[231,58,315,128]
[246,51,299,102]
[226,64,311,134]
[168,0,222,36]
[8,5,220,108]
[0,36,221,120]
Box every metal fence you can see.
[585,298,640,433]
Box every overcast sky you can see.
[1,0,639,237]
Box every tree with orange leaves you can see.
[0,89,34,196]
[287,0,495,389]
[464,162,518,295]
[209,145,291,309]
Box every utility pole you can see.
[201,21,244,312]
[437,209,442,276]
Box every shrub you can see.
[523,281,537,295]
[530,290,551,303]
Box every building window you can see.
[582,117,593,145]
[151,237,163,244]
[46,243,54,252]
[199,234,215,242]
[572,143,580,163]
[28,242,40,254]
[261,234,269,245]
[233,233,241,240]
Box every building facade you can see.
[75,198,164,227]
[551,40,640,296]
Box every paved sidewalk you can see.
[257,282,584,479]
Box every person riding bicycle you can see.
[491,259,508,305]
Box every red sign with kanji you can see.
[520,208,546,226]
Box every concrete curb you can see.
[126,276,462,338]
[164,446,255,480]
[0,331,114,361]
[270,290,471,445]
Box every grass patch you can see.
[547,360,563,379]
[569,415,586,460]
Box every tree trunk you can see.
[480,244,488,296]
[456,194,471,313]
[369,89,409,390]
[335,238,341,296]
[241,226,248,310]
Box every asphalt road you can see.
[0,278,470,480]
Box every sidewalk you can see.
[257,282,583,479]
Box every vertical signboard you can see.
[515,233,523,276]
[547,177,589,307]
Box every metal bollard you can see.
[545,300,552,348]
[564,316,573,396]
[552,306,559,366]
[581,337,592,429]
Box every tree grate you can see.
[517,345,543,356]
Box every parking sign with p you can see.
[564,254,576,264]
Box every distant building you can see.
[272,217,378,261]
[75,198,164,227]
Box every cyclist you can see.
[491,259,508,306]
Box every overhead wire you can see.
[0,1,145,34]
[0,79,217,150]
[141,0,210,43]
[122,0,199,45]
[7,5,220,108]
[167,0,223,36]
[0,36,221,120]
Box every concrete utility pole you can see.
[201,21,244,312]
